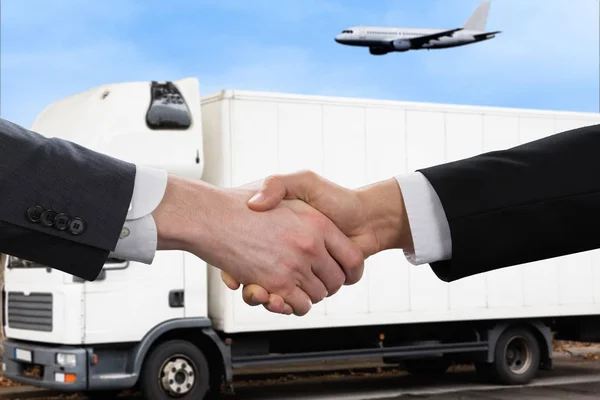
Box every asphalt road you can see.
[226,358,600,399]
[7,357,600,400]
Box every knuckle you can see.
[296,235,320,256]
[350,248,365,270]
[269,274,289,292]
[297,170,319,185]
[263,174,282,187]
[297,169,314,178]
[280,258,302,276]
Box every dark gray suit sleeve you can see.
[417,123,600,282]
[0,118,136,280]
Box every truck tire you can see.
[478,326,540,385]
[140,339,210,400]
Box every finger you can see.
[323,222,365,286]
[240,284,294,315]
[282,303,293,315]
[241,284,270,306]
[239,285,294,315]
[248,171,321,212]
[284,287,313,316]
[220,271,241,290]
[274,295,294,315]
[311,247,346,297]
[299,270,329,306]
[248,178,287,211]
[262,293,290,314]
[327,285,342,297]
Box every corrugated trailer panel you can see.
[322,104,369,315]
[200,96,231,327]
[365,107,409,315]
[201,90,600,334]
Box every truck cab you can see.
[1,78,225,399]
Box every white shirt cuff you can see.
[395,172,452,265]
[110,165,168,264]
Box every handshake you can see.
[153,170,414,317]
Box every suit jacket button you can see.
[68,217,86,235]
[54,213,70,231]
[40,210,57,227]
[26,206,44,223]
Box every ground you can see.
[3,356,600,399]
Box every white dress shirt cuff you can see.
[110,165,168,264]
[395,172,452,265]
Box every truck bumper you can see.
[2,339,89,391]
[2,339,139,392]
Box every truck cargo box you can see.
[200,89,600,334]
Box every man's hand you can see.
[220,171,413,314]
[151,174,364,316]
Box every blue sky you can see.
[1,0,599,128]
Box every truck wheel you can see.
[479,326,540,385]
[404,358,452,376]
[141,339,210,400]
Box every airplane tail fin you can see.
[463,1,491,32]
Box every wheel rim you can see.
[159,354,197,396]
[504,336,533,375]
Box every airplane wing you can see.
[473,30,502,39]
[407,28,463,46]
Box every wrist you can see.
[152,175,213,253]
[356,178,413,254]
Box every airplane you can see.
[334,1,501,55]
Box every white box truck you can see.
[3,78,600,400]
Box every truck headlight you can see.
[56,353,77,367]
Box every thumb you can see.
[247,176,289,211]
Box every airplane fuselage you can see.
[335,26,497,55]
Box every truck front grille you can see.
[7,292,53,332]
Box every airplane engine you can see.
[369,47,389,55]
[392,40,411,51]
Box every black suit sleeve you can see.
[0,118,135,281]
[416,123,600,282]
